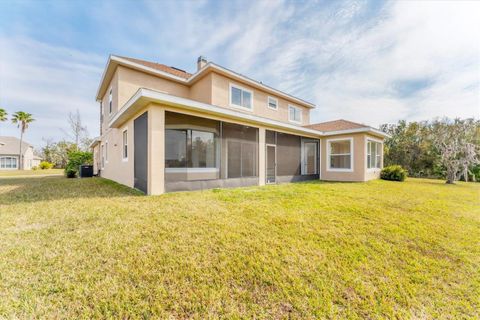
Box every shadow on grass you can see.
[0,176,143,205]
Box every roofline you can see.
[188,62,316,108]
[96,56,316,108]
[89,137,101,149]
[322,127,390,138]
[109,88,321,136]
[108,88,388,139]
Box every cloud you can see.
[0,36,104,145]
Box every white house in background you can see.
[0,136,41,170]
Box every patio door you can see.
[302,141,317,175]
[266,144,276,184]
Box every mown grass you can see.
[0,177,478,319]
[0,168,63,177]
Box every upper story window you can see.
[267,96,278,110]
[230,84,253,110]
[108,89,113,114]
[288,105,302,123]
[327,138,353,171]
[367,140,382,169]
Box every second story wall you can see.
[210,72,310,125]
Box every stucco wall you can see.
[210,72,310,125]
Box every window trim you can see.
[365,137,383,171]
[326,137,354,172]
[267,96,278,110]
[229,83,254,112]
[108,88,113,114]
[105,141,109,164]
[0,156,19,170]
[122,128,128,161]
[288,105,302,124]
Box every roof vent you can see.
[197,56,207,71]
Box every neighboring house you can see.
[0,136,41,170]
[92,55,388,194]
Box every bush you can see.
[32,166,38,170]
[381,165,408,182]
[39,161,54,170]
[65,151,93,178]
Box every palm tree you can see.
[0,108,7,122]
[11,111,35,170]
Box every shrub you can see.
[65,151,93,178]
[381,165,407,182]
[39,161,54,170]
[32,166,38,170]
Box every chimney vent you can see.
[197,56,207,71]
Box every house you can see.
[91,55,388,194]
[0,136,41,170]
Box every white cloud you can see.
[0,36,103,145]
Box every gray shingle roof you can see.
[0,136,33,155]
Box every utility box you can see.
[78,165,93,178]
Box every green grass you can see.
[0,168,63,177]
[0,177,479,319]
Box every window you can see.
[105,142,108,163]
[122,130,128,160]
[327,138,353,171]
[367,140,382,169]
[230,84,253,110]
[165,129,217,168]
[267,96,278,110]
[108,89,112,114]
[101,144,104,168]
[0,156,18,169]
[288,105,302,123]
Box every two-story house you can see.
[91,55,388,194]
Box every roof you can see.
[305,119,369,132]
[117,56,192,79]
[0,136,33,155]
[95,55,315,108]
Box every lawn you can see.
[0,177,478,319]
[0,168,63,177]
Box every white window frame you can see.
[108,88,113,114]
[326,137,354,172]
[0,156,18,170]
[122,129,128,161]
[365,137,383,171]
[229,83,254,111]
[267,96,278,110]
[105,141,109,164]
[101,144,105,169]
[288,105,302,124]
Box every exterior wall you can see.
[321,133,366,182]
[22,147,35,169]
[210,72,310,125]
[189,73,213,104]
[320,133,384,182]
[92,143,100,175]
[98,110,138,188]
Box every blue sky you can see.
[0,0,479,147]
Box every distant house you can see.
[0,136,41,170]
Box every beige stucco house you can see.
[91,55,388,194]
[0,136,41,170]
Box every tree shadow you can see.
[0,176,143,205]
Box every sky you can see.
[0,0,479,147]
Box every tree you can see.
[0,108,7,122]
[39,138,77,168]
[11,111,35,170]
[431,119,480,184]
[63,109,90,151]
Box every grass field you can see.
[0,176,478,319]
[0,168,63,177]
